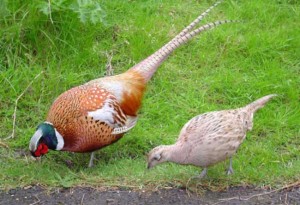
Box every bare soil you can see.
[0,186,299,205]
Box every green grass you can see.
[0,0,299,191]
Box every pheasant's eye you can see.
[153,154,161,161]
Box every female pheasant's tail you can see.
[129,0,239,82]
[245,94,277,114]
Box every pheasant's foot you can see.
[191,168,207,180]
[227,167,234,175]
[198,168,208,178]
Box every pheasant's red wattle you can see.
[40,143,48,154]
[35,143,48,157]
[34,150,41,157]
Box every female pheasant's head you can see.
[29,122,64,158]
[147,145,169,169]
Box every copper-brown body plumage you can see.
[46,70,145,152]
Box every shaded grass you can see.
[0,0,299,191]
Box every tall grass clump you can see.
[0,0,106,67]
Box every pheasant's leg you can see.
[198,167,208,178]
[88,152,95,168]
[226,157,234,175]
[190,168,208,181]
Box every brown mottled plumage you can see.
[29,1,238,166]
[147,94,277,178]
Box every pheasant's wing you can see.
[177,110,247,145]
[79,85,127,127]
[48,84,128,129]
[177,111,219,143]
[79,85,139,133]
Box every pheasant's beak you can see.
[30,152,42,162]
[147,162,153,169]
[30,151,37,157]
[30,151,41,161]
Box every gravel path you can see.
[0,186,299,205]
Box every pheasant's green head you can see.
[29,122,64,157]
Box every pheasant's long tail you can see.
[129,0,239,82]
[164,0,223,47]
[245,94,277,114]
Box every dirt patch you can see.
[0,186,300,205]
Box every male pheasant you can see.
[29,1,236,167]
[147,94,277,178]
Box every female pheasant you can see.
[29,1,236,167]
[147,94,277,178]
